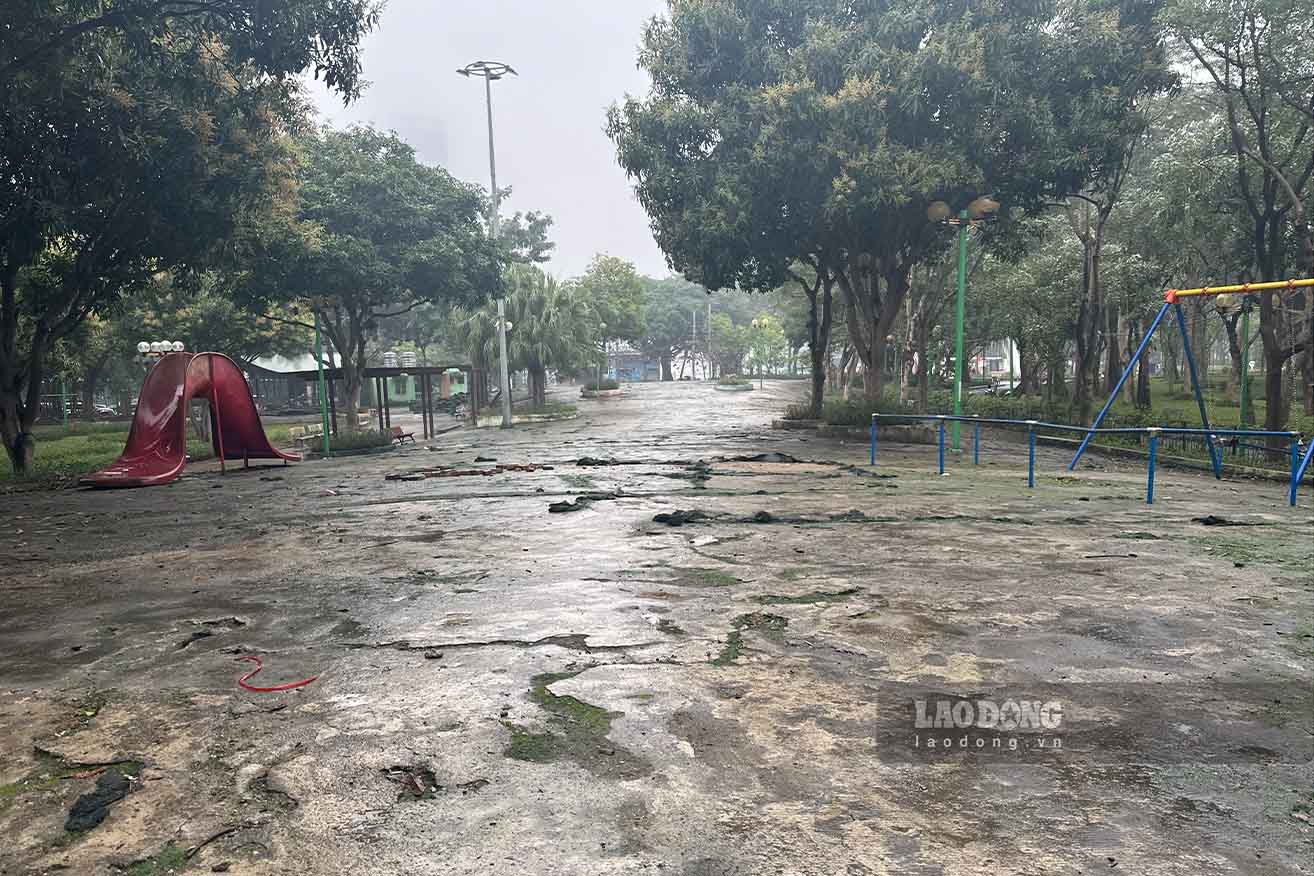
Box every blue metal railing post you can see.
[1146,429,1159,504]
[1027,421,1037,488]
[870,415,877,466]
[1173,303,1223,479]
[937,418,946,475]
[1070,300,1172,470]
[973,417,981,465]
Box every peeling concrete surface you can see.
[1,380,1311,875]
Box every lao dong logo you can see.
[915,698,1064,732]
[908,697,1065,754]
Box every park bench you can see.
[390,425,415,445]
[289,424,323,451]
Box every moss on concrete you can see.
[124,843,188,876]
[753,588,860,605]
[711,613,789,665]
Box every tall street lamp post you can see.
[928,196,1000,450]
[458,60,517,428]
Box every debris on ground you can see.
[722,452,803,464]
[1191,515,1266,527]
[383,765,440,800]
[576,456,620,466]
[652,509,715,526]
[474,455,497,462]
[387,463,553,481]
[549,498,592,513]
[64,768,133,832]
[235,655,318,692]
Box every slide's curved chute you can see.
[186,353,300,467]
[82,352,298,488]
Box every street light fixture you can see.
[458,60,518,428]
[928,196,1000,450]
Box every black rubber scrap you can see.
[652,509,713,526]
[65,769,132,832]
[1192,515,1264,527]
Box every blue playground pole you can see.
[1173,303,1223,479]
[1146,429,1159,504]
[1289,437,1301,506]
[870,417,877,466]
[1070,301,1172,471]
[937,418,946,475]
[1027,421,1037,488]
[973,417,981,465]
[1291,439,1314,507]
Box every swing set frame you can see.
[1068,277,1314,503]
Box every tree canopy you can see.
[610,0,1175,400]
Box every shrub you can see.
[329,429,393,452]
[584,378,620,392]
[718,374,751,387]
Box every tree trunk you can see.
[0,313,44,474]
[1105,303,1121,396]
[660,354,673,381]
[801,272,833,420]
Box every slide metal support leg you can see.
[1174,303,1222,479]
[1070,301,1172,471]
[973,418,981,465]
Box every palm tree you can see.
[453,265,598,410]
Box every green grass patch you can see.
[711,613,789,666]
[672,567,741,587]
[124,843,188,876]
[1184,534,1314,574]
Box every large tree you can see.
[0,4,358,471]
[640,277,709,381]
[1163,0,1314,427]
[1,0,380,98]
[242,126,502,430]
[610,0,1173,408]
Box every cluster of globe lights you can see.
[136,340,186,357]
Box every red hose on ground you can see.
[236,655,318,692]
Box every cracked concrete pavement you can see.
[1,380,1312,875]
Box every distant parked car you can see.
[94,403,118,417]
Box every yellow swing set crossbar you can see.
[1166,277,1314,301]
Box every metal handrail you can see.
[867,413,1306,507]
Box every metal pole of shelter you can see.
[314,314,332,458]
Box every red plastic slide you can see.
[82,352,298,488]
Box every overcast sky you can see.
[308,0,670,281]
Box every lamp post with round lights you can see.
[137,340,185,364]
[927,196,1000,450]
[458,60,517,427]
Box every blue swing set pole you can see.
[1291,439,1313,507]
[1069,301,1173,471]
[1173,302,1223,478]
